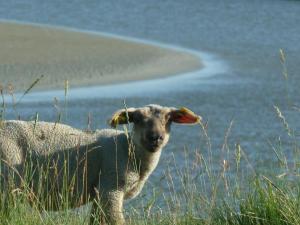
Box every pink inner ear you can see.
[171,108,200,124]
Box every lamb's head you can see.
[109,104,201,153]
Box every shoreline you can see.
[0,21,203,93]
[8,51,225,103]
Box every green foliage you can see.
[211,178,300,225]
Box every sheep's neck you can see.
[128,142,162,181]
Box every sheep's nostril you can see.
[148,133,164,143]
[150,135,158,141]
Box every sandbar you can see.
[0,21,202,92]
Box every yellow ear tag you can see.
[179,107,194,114]
[112,112,128,127]
[111,114,120,127]
[111,116,118,128]
[118,113,128,124]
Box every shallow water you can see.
[1,0,300,207]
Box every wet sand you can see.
[0,21,202,92]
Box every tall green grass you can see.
[0,50,299,225]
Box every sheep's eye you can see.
[165,114,171,123]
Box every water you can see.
[1,0,300,207]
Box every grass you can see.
[0,49,300,225]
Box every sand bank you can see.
[0,21,202,92]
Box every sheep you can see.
[0,104,201,225]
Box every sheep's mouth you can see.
[144,141,162,153]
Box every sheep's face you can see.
[131,107,171,152]
[110,104,201,153]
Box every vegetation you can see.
[0,50,299,225]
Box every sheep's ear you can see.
[170,107,201,124]
[109,108,136,128]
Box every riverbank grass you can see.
[1,50,299,224]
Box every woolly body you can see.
[0,105,201,225]
[0,121,159,206]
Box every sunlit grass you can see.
[0,49,299,225]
